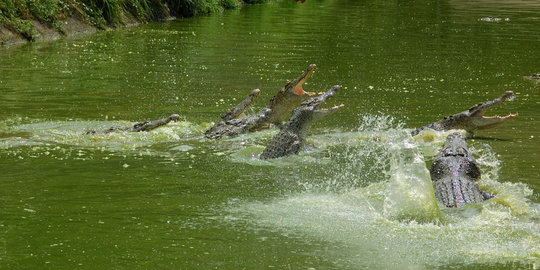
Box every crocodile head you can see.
[435,91,518,134]
[168,114,181,121]
[285,85,344,136]
[438,133,473,159]
[259,85,343,160]
[265,64,319,123]
[461,91,518,131]
[412,91,519,136]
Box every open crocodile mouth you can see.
[315,104,345,112]
[472,109,518,128]
[476,113,518,120]
[293,64,318,96]
[308,85,344,113]
[470,91,518,128]
[473,91,518,120]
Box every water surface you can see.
[1,0,539,268]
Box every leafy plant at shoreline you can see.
[3,17,35,40]
[242,0,267,3]
[0,0,271,42]
[220,0,241,9]
[122,0,156,21]
[166,0,220,17]
[28,0,60,27]
[122,0,169,21]
[0,0,69,40]
[74,0,108,28]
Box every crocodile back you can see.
[433,175,484,208]
[430,133,488,208]
[260,131,302,160]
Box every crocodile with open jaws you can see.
[260,85,343,160]
[204,64,319,139]
[84,114,180,135]
[411,91,518,136]
[430,133,494,208]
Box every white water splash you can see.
[1,117,206,148]
[383,136,441,222]
[0,117,210,161]
[229,113,540,268]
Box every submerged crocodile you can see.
[478,17,509,22]
[525,73,540,81]
[411,91,518,136]
[204,64,319,139]
[84,114,180,135]
[260,85,343,160]
[430,133,494,208]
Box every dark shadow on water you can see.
[468,136,512,142]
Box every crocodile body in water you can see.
[524,73,540,81]
[204,64,319,139]
[411,91,518,136]
[84,114,180,135]
[430,133,494,208]
[260,85,343,160]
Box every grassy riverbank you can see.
[0,0,268,44]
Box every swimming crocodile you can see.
[84,114,180,135]
[411,91,518,136]
[260,85,343,160]
[478,17,509,22]
[204,64,319,139]
[430,133,494,208]
[525,73,540,81]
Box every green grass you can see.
[0,0,270,41]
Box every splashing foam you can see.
[231,113,540,268]
[471,143,534,216]
[303,114,441,224]
[382,137,441,222]
[298,114,407,191]
[0,117,209,160]
[4,118,204,144]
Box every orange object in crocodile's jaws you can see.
[294,86,306,95]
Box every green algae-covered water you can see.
[1,0,540,268]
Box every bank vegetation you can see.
[0,0,268,44]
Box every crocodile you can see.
[260,85,343,160]
[84,114,180,135]
[411,91,518,136]
[525,73,540,81]
[430,133,494,208]
[204,64,319,139]
[478,17,509,22]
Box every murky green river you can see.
[1,0,540,268]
